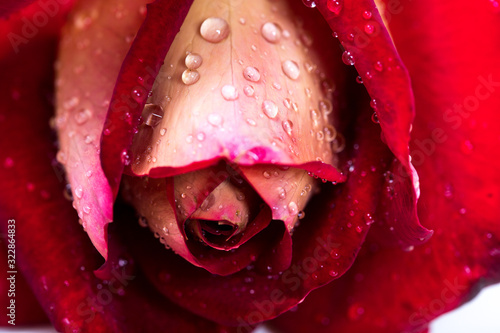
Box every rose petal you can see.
[0,13,231,332]
[55,0,155,259]
[315,0,433,247]
[270,1,500,332]
[123,0,345,183]
[100,0,194,194]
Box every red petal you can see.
[0,13,232,332]
[270,1,500,332]
[100,0,193,196]
[316,0,433,247]
[114,104,391,325]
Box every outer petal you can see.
[0,13,231,332]
[55,0,157,259]
[315,0,432,247]
[271,1,500,332]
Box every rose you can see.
[1,1,499,333]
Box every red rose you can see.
[1,0,499,332]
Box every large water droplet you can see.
[182,69,200,85]
[221,84,239,101]
[341,51,355,66]
[262,100,278,119]
[243,66,261,82]
[200,17,230,43]
[282,60,300,80]
[261,22,282,43]
[278,187,287,199]
[142,104,164,127]
[185,53,203,69]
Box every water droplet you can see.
[208,113,223,127]
[327,0,343,15]
[324,125,337,142]
[246,118,257,126]
[262,100,279,119]
[243,85,255,97]
[160,128,167,135]
[364,24,374,34]
[272,82,282,90]
[236,192,246,201]
[302,0,317,8]
[371,112,379,123]
[138,216,148,227]
[282,120,293,135]
[182,69,200,85]
[297,211,306,219]
[278,187,287,199]
[142,104,164,127]
[347,304,365,321]
[370,98,378,110]
[243,66,261,82]
[362,10,372,19]
[83,205,91,214]
[282,60,300,80]
[74,108,92,124]
[316,131,324,141]
[263,171,271,179]
[239,17,246,25]
[197,132,206,141]
[56,151,67,164]
[200,17,230,43]
[185,53,203,69]
[459,207,467,215]
[318,99,333,115]
[185,135,194,143]
[341,51,355,66]
[460,140,474,154]
[288,201,298,216]
[356,75,363,84]
[261,22,282,43]
[221,84,239,100]
[74,185,83,199]
[374,61,383,72]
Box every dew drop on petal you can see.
[324,125,337,142]
[288,201,298,216]
[302,0,317,8]
[182,69,200,85]
[262,100,279,119]
[208,113,223,127]
[243,85,255,97]
[342,51,355,66]
[185,53,203,69]
[282,120,293,135]
[278,187,287,199]
[326,0,343,15]
[364,24,374,34]
[74,108,92,124]
[261,22,282,43]
[221,84,239,101]
[74,185,83,199]
[374,61,384,72]
[243,66,261,82]
[362,10,372,19]
[142,104,164,127]
[318,99,333,116]
[246,118,257,126]
[371,112,379,123]
[282,60,300,80]
[200,17,230,43]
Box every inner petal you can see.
[127,0,344,182]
